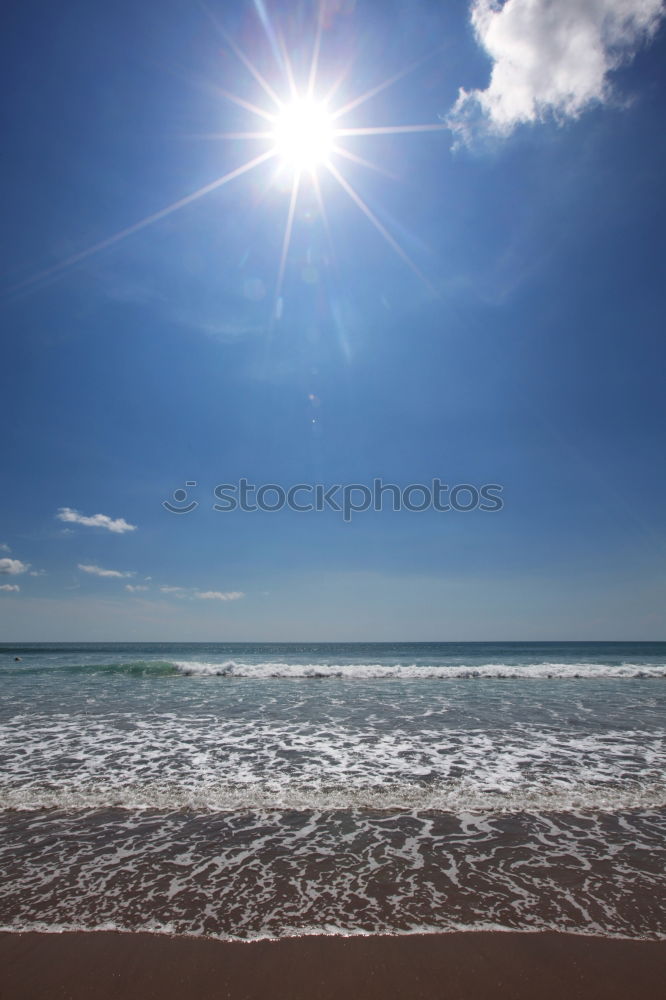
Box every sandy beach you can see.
[1,931,665,1000]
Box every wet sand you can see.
[1,930,665,999]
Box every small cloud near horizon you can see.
[126,584,150,592]
[0,557,29,575]
[57,507,137,534]
[197,591,245,601]
[0,583,20,592]
[78,563,134,579]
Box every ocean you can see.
[1,640,665,941]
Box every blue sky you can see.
[1,0,665,640]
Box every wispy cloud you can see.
[0,583,20,592]
[0,558,29,575]
[196,591,245,601]
[78,563,134,579]
[29,569,47,576]
[0,543,10,552]
[57,508,137,534]
[126,584,150,593]
[449,0,665,140]
[160,585,185,594]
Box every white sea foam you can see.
[1,808,665,940]
[172,660,666,679]
[1,713,664,813]
[1,779,664,814]
[0,920,655,943]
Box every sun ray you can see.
[326,162,434,291]
[217,88,276,124]
[252,0,284,75]
[186,130,274,141]
[203,6,284,111]
[321,55,355,109]
[331,50,440,121]
[335,124,448,137]
[307,2,325,99]
[331,144,398,181]
[274,169,302,320]
[311,167,334,255]
[276,28,298,101]
[6,149,277,297]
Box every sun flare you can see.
[272,98,334,170]
[13,3,447,305]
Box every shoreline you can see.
[2,930,666,999]
[0,922,664,943]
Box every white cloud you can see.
[0,583,20,592]
[0,558,29,575]
[449,0,665,138]
[0,543,10,552]
[196,591,245,601]
[57,508,137,534]
[29,569,47,576]
[126,584,149,592]
[78,563,134,579]
[156,585,244,601]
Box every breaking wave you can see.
[172,660,666,680]
[4,658,666,680]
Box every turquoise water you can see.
[1,641,665,939]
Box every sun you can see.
[272,98,334,170]
[12,3,447,303]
